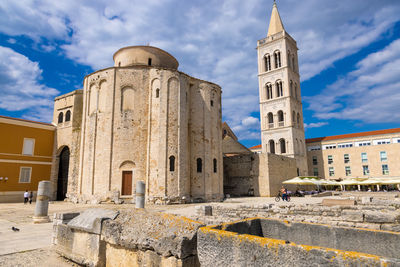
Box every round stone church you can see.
[52,46,223,204]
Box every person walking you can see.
[23,190,29,204]
[29,191,33,204]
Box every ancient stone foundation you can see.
[54,207,400,266]
[197,218,400,266]
[53,209,203,267]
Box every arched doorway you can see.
[57,146,70,200]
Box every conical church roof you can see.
[267,1,285,36]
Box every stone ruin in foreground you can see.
[53,198,400,267]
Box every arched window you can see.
[292,56,295,72]
[276,81,283,97]
[122,87,135,111]
[197,158,202,173]
[287,51,291,69]
[65,110,71,122]
[266,83,273,99]
[274,51,281,68]
[267,112,274,128]
[280,139,286,154]
[297,113,300,127]
[290,80,293,97]
[292,111,296,126]
[278,110,284,126]
[265,54,271,71]
[269,140,275,154]
[213,158,217,173]
[58,112,63,124]
[169,156,175,172]
[294,83,298,99]
[156,89,160,98]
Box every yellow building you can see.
[306,128,400,180]
[0,115,55,202]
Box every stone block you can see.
[340,210,364,222]
[361,196,372,204]
[67,208,119,234]
[322,198,356,206]
[364,211,396,223]
[101,209,204,259]
[380,224,400,232]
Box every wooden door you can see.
[122,171,132,196]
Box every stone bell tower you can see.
[257,1,308,176]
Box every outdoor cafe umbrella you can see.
[282,177,322,185]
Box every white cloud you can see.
[305,39,400,123]
[304,122,328,129]
[0,0,399,139]
[0,46,59,122]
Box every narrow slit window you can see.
[213,158,217,173]
[148,58,152,66]
[169,156,175,172]
[197,158,202,173]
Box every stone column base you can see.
[33,216,50,223]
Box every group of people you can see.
[23,190,33,204]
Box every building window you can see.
[274,51,281,68]
[280,139,286,154]
[213,158,217,173]
[58,112,63,123]
[156,89,160,98]
[278,110,284,126]
[345,166,351,176]
[169,156,175,172]
[210,100,214,106]
[327,155,333,164]
[269,140,275,154]
[268,112,274,128]
[266,84,273,99]
[19,167,32,183]
[148,58,152,66]
[297,113,300,127]
[22,138,35,156]
[344,154,350,163]
[313,168,318,177]
[292,111,296,126]
[276,81,283,97]
[65,110,71,122]
[265,54,271,71]
[294,83,298,99]
[329,167,334,177]
[380,151,387,162]
[363,165,369,175]
[382,164,389,175]
[196,158,202,173]
[312,156,317,165]
[361,152,368,163]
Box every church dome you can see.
[113,46,179,69]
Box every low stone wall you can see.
[53,209,203,267]
[193,200,400,232]
[197,218,400,266]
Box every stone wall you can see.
[224,152,297,197]
[197,218,400,266]
[51,90,83,201]
[193,200,400,232]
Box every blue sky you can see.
[0,0,399,148]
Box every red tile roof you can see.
[306,128,400,143]
[0,115,54,126]
[249,144,262,149]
